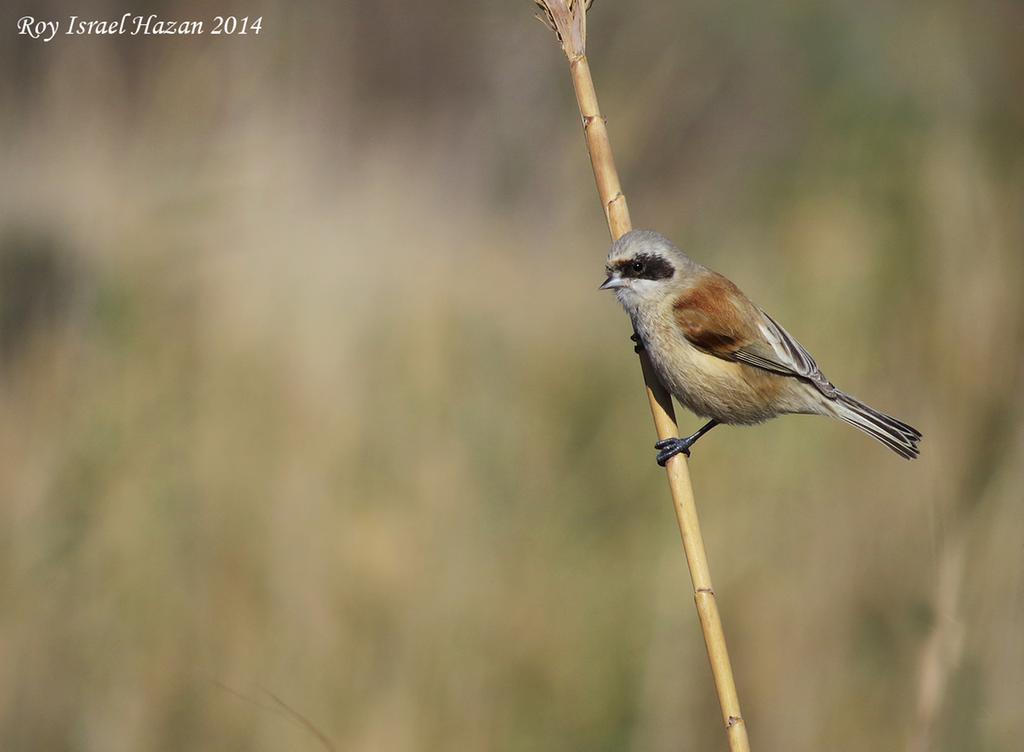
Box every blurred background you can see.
[1,1,1022,750]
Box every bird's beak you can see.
[599,275,626,290]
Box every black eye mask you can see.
[614,253,675,281]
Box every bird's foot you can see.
[630,333,644,353]
[654,436,694,466]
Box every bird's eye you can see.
[632,260,645,274]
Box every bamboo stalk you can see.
[533,3,751,750]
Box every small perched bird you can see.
[600,229,921,465]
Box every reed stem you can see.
[534,3,751,749]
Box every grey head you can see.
[599,229,700,310]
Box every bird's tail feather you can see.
[830,392,922,460]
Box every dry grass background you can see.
[1,1,1022,750]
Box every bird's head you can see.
[600,229,696,310]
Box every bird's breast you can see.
[635,312,791,425]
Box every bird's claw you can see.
[655,437,693,466]
[630,333,644,353]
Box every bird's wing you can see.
[742,310,837,397]
[673,273,838,398]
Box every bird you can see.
[599,229,921,466]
